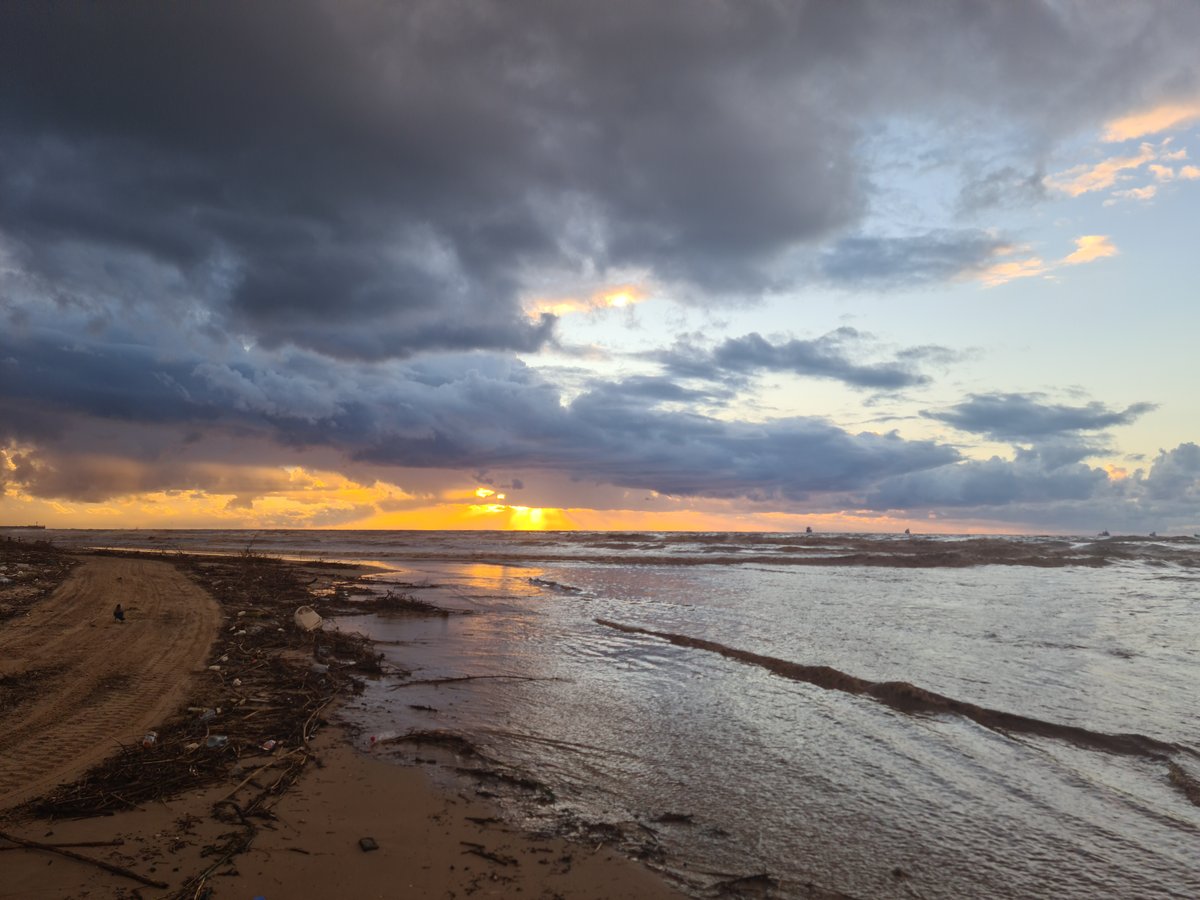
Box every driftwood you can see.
[460,841,518,866]
[388,673,560,690]
[0,838,124,850]
[0,829,167,889]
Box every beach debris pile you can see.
[6,549,395,897]
[312,584,452,617]
[0,538,75,619]
[22,551,381,813]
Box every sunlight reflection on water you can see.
[337,551,1200,898]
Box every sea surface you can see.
[33,529,1200,898]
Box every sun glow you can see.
[523,284,648,319]
[0,451,1118,536]
[460,503,565,530]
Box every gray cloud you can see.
[924,393,1157,441]
[654,328,948,390]
[866,453,1110,510]
[4,326,1198,532]
[1140,442,1200,503]
[862,442,1200,533]
[820,230,1012,288]
[957,166,1049,216]
[0,328,958,504]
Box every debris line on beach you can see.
[595,617,1200,808]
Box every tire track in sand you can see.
[0,556,221,811]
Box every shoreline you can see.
[0,545,687,899]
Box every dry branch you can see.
[0,829,168,889]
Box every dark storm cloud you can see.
[820,231,1013,288]
[0,329,958,503]
[923,393,1157,441]
[654,329,949,390]
[0,0,859,355]
[5,327,1198,530]
[863,442,1200,532]
[344,373,961,501]
[4,0,1200,358]
[865,453,1110,510]
[581,376,733,406]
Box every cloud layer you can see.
[3,2,1200,531]
[5,0,1200,350]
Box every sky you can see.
[2,0,1200,534]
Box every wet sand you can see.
[0,549,684,899]
[0,730,682,900]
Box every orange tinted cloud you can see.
[1060,235,1118,266]
[1108,185,1157,203]
[976,234,1116,286]
[977,255,1047,287]
[1102,100,1200,142]
[1045,143,1156,197]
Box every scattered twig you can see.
[460,841,519,866]
[388,674,562,689]
[0,829,168,889]
[0,838,124,850]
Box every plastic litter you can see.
[205,735,229,749]
[260,739,278,752]
[141,731,157,749]
[293,605,322,632]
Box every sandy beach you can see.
[0,543,686,899]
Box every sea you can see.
[31,529,1200,898]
